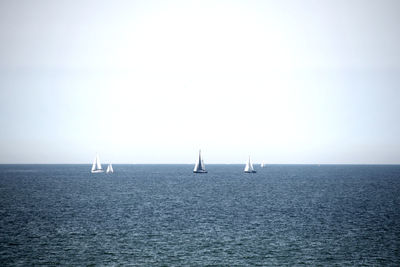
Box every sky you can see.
[0,0,399,164]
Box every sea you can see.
[0,164,399,266]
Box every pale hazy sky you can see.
[0,0,399,164]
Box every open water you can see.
[0,164,399,266]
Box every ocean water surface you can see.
[0,164,399,266]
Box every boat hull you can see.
[193,170,208,173]
[244,170,257,173]
[91,170,104,173]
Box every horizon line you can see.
[0,163,399,165]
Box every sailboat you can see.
[91,153,104,173]
[244,156,256,173]
[193,150,207,173]
[106,163,114,174]
[260,163,265,168]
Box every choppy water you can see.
[1,164,399,266]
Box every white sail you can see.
[91,157,96,172]
[194,150,207,173]
[106,163,113,173]
[244,156,256,173]
[91,153,103,173]
[244,160,250,172]
[96,154,102,170]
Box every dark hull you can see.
[244,171,257,173]
[193,170,208,173]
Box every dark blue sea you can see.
[1,164,399,266]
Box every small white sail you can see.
[261,163,264,168]
[106,163,114,173]
[244,156,256,173]
[91,153,104,173]
[193,150,207,173]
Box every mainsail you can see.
[91,154,103,173]
[193,150,207,173]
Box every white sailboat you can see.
[91,153,104,173]
[244,156,256,173]
[193,150,207,173]
[106,163,114,174]
[261,163,265,168]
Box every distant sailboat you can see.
[193,150,207,173]
[244,156,256,173]
[261,163,265,168]
[106,163,114,174]
[91,153,104,173]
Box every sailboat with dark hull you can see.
[193,150,207,173]
[244,156,256,173]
